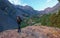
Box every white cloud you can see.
[8,0,28,6]
[8,0,21,5]
[21,3,28,6]
[47,0,52,3]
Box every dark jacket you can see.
[17,16,22,24]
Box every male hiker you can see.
[17,16,22,33]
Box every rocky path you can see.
[0,26,60,38]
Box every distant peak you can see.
[45,7,52,10]
[24,5,33,9]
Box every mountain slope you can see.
[0,0,39,32]
[38,3,60,14]
[0,26,60,38]
[15,5,39,17]
[0,0,19,31]
[0,0,60,32]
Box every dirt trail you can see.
[0,26,60,38]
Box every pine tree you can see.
[50,10,60,28]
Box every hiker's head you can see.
[17,16,20,19]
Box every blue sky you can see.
[8,0,58,11]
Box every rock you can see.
[0,26,60,38]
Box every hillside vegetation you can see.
[20,10,60,28]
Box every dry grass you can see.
[0,26,60,38]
